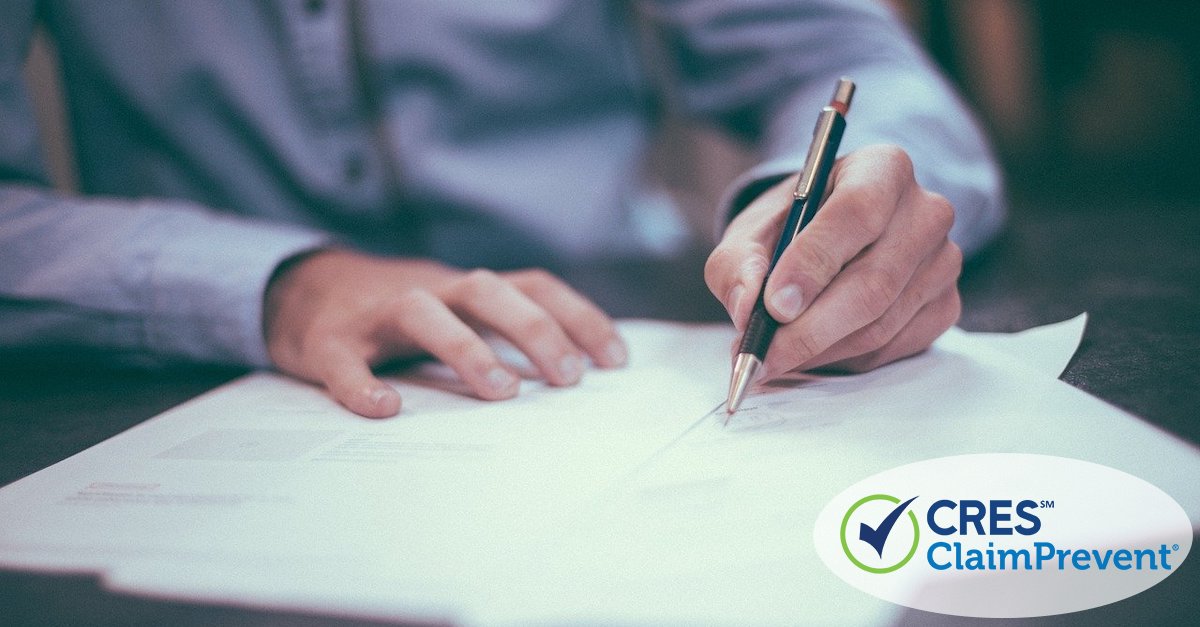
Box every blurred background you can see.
[888,0,1200,435]
[892,0,1200,206]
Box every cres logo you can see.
[814,454,1193,618]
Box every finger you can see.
[820,285,961,373]
[444,270,585,387]
[762,189,955,374]
[797,240,962,370]
[763,146,915,324]
[313,342,403,418]
[385,289,522,400]
[705,238,772,332]
[705,175,796,331]
[507,269,628,368]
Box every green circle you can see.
[840,493,920,574]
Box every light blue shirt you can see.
[0,0,1004,368]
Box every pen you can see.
[725,78,855,420]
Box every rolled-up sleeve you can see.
[643,0,1006,256]
[0,187,328,367]
[0,2,328,366]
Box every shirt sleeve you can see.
[0,4,328,367]
[642,0,1006,256]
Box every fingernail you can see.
[728,284,747,329]
[603,340,627,367]
[367,386,400,415]
[369,386,392,406]
[770,285,804,321]
[558,354,584,384]
[486,367,518,393]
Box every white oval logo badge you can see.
[813,454,1193,618]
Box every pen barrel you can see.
[792,109,846,204]
[740,112,844,362]
[738,296,778,358]
[734,79,851,368]
[798,112,843,233]
[773,112,845,264]
[770,197,808,264]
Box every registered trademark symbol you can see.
[1173,544,1180,551]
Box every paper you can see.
[1,317,1196,626]
[476,313,1199,625]
[953,313,1087,378]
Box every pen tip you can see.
[724,353,760,425]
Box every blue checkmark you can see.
[859,496,918,558]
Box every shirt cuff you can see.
[140,213,330,368]
[714,70,1006,257]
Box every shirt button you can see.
[342,153,366,184]
[304,0,326,16]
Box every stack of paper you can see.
[1,316,1196,625]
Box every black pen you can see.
[725,78,855,419]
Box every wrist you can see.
[262,247,336,356]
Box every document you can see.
[1,317,1196,626]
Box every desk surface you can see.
[1,200,1198,626]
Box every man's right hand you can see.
[263,249,627,418]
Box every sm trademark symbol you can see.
[1039,500,1055,508]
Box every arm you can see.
[0,3,329,367]
[0,185,329,366]
[643,0,1004,253]
[644,0,1004,375]
[1,6,624,417]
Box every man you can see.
[0,0,1004,417]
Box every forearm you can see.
[727,62,1006,256]
[724,62,1008,253]
[1,2,333,366]
[0,185,328,366]
[650,0,1006,255]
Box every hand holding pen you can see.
[706,79,964,416]
[725,78,855,415]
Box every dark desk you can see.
[2,200,1197,626]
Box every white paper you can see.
[472,315,1200,626]
[952,313,1088,378]
[1,317,1196,626]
